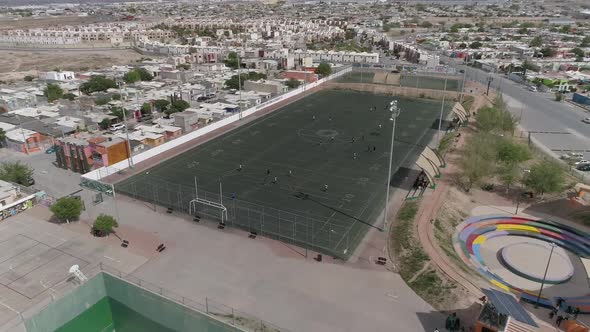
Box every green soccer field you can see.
[116,89,450,258]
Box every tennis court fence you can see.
[115,177,370,259]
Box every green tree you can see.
[460,138,495,192]
[23,75,34,82]
[499,163,522,191]
[50,197,83,224]
[136,68,153,81]
[95,96,111,106]
[315,63,332,77]
[140,102,152,115]
[540,47,557,57]
[123,70,141,84]
[345,29,356,40]
[0,161,34,186]
[154,99,170,112]
[225,52,239,69]
[529,36,543,47]
[98,118,111,130]
[285,78,301,89]
[44,83,64,102]
[92,214,118,236]
[518,27,529,35]
[571,47,585,58]
[475,106,515,133]
[0,128,5,147]
[420,21,433,28]
[62,93,76,101]
[581,36,590,47]
[469,41,483,49]
[524,160,565,196]
[80,76,117,95]
[560,25,571,34]
[497,140,530,164]
[110,107,128,121]
[555,92,564,102]
[167,100,190,114]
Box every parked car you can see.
[560,152,584,160]
[109,123,125,131]
[582,118,590,124]
[45,146,56,154]
[577,164,590,172]
[574,160,590,166]
[527,86,538,92]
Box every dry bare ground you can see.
[0,49,143,81]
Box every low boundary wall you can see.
[81,67,352,183]
[327,82,463,100]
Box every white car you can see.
[583,118,590,124]
[574,160,590,166]
[561,152,584,160]
[109,123,125,131]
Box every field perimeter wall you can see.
[327,82,462,100]
[82,67,352,182]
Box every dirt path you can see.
[413,94,491,299]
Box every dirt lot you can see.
[0,48,144,81]
[0,15,119,31]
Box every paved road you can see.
[445,60,590,160]
[0,47,131,52]
[0,148,80,198]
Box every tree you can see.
[92,214,118,236]
[475,106,515,133]
[225,52,239,69]
[518,27,529,35]
[44,83,64,102]
[80,76,117,95]
[521,60,536,76]
[110,107,128,121]
[555,92,564,102]
[581,36,590,47]
[571,47,585,58]
[0,128,5,147]
[50,197,83,224]
[285,78,301,89]
[154,99,170,112]
[529,36,543,47]
[95,96,111,106]
[497,140,530,164]
[560,25,570,34]
[62,93,76,101]
[123,70,141,84]
[345,29,356,40]
[499,163,521,191]
[98,118,111,130]
[136,68,153,81]
[469,41,483,49]
[524,160,564,196]
[540,47,557,58]
[0,161,34,186]
[23,75,34,82]
[167,100,190,114]
[316,63,332,77]
[420,21,433,28]
[140,102,152,115]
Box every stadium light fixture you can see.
[384,100,400,231]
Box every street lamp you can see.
[117,81,134,169]
[486,76,494,96]
[383,100,401,231]
[535,242,556,308]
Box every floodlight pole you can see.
[459,68,467,104]
[384,100,400,231]
[118,81,133,168]
[535,242,556,308]
[437,73,449,145]
[194,176,198,199]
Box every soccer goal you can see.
[188,178,228,224]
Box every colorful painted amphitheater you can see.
[454,215,590,313]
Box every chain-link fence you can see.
[115,177,363,259]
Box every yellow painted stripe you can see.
[496,224,540,233]
[490,279,510,292]
[473,235,487,245]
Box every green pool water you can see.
[56,296,175,332]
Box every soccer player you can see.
[238,164,243,171]
[272,176,278,184]
[353,152,357,160]
[322,184,328,191]
[266,169,271,175]
[288,170,293,176]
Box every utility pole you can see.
[118,81,134,168]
